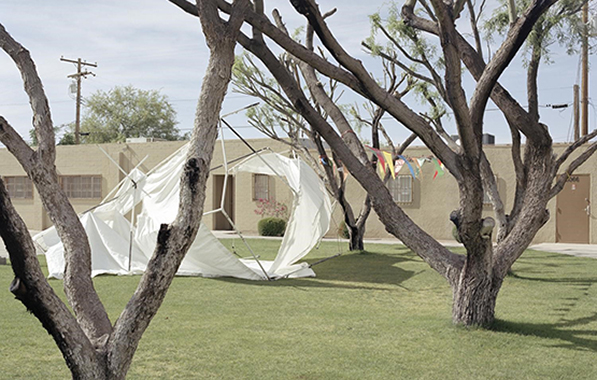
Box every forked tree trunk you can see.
[348,224,365,251]
[1,1,249,378]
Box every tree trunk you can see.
[452,275,500,327]
[2,1,250,378]
[347,223,365,251]
[452,244,500,326]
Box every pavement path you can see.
[2,230,597,261]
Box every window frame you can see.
[3,176,34,199]
[252,173,271,201]
[59,175,102,199]
[388,175,413,204]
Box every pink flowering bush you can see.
[254,198,289,220]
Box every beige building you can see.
[1,139,595,244]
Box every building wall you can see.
[1,140,595,244]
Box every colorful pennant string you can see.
[397,155,416,179]
[345,146,446,181]
[394,159,405,177]
[431,157,445,179]
[382,151,395,179]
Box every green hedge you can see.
[258,217,287,237]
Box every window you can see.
[3,176,33,199]
[483,190,492,205]
[253,174,271,201]
[60,175,102,199]
[483,176,499,206]
[388,175,413,203]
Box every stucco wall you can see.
[1,140,596,244]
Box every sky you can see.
[0,0,595,147]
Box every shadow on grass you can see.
[216,250,422,291]
[492,313,597,352]
[508,271,597,286]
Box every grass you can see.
[1,239,597,379]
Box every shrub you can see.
[258,217,287,237]
[338,221,350,239]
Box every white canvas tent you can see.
[33,144,332,280]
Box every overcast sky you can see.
[0,0,595,147]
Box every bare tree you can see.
[233,52,376,250]
[0,1,249,378]
[231,13,427,250]
[171,0,597,327]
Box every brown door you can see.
[556,174,590,243]
[213,175,234,230]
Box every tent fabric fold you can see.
[34,146,332,281]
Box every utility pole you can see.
[574,84,580,141]
[60,57,96,144]
[581,2,589,137]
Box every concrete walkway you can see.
[2,230,597,261]
[212,231,597,260]
[527,243,597,259]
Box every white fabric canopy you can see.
[34,145,332,280]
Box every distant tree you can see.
[232,50,419,251]
[233,53,372,251]
[29,124,76,146]
[79,85,180,143]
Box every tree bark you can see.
[1,0,249,377]
[105,1,249,378]
[452,229,498,326]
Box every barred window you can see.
[4,176,33,199]
[483,176,499,206]
[253,174,271,201]
[483,190,492,205]
[60,175,102,199]
[388,175,413,203]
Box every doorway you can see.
[556,174,590,243]
[213,174,234,230]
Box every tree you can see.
[231,18,424,251]
[171,0,597,327]
[78,85,181,143]
[0,0,249,378]
[29,124,76,146]
[232,53,374,251]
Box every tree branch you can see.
[469,0,558,132]
[550,140,597,198]
[0,24,55,162]
[1,23,112,344]
[466,0,484,60]
[402,3,552,146]
[287,0,462,180]
[107,0,250,376]
[554,129,597,173]
[0,179,105,379]
[429,0,476,157]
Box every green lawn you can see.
[1,239,596,379]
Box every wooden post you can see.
[574,84,580,141]
[60,57,97,144]
[581,2,589,137]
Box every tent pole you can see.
[222,118,297,197]
[220,208,272,280]
[96,145,152,199]
[215,120,271,279]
